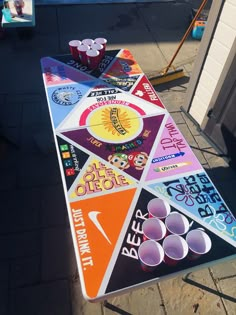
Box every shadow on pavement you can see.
[182,273,236,303]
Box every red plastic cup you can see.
[138,240,164,272]
[163,235,188,266]
[86,49,101,70]
[77,43,90,65]
[69,40,81,60]
[82,38,94,47]
[91,43,105,59]
[142,218,166,242]
[94,37,107,50]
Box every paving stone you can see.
[33,128,56,156]
[0,100,23,128]
[70,278,103,315]
[203,170,233,206]
[0,231,40,260]
[202,147,229,169]
[216,277,236,315]
[10,255,41,288]
[40,184,68,227]
[183,61,196,76]
[155,90,186,113]
[203,180,236,212]
[2,54,45,94]
[0,94,6,105]
[194,134,212,149]
[214,179,236,211]
[20,123,55,155]
[0,262,9,282]
[9,280,71,315]
[0,138,20,169]
[41,227,77,281]
[177,123,199,148]
[159,269,226,315]
[192,146,214,166]
[0,165,17,191]
[58,4,144,35]
[139,2,192,31]
[20,124,46,154]
[201,163,210,170]
[22,102,45,126]
[40,100,53,128]
[154,29,200,69]
[181,111,201,136]
[6,94,42,104]
[0,127,21,147]
[210,260,236,280]
[191,147,208,165]
[35,6,59,35]
[0,263,8,315]
[0,188,41,234]
[12,31,59,58]
[170,112,185,125]
[17,152,62,188]
[203,148,236,182]
[104,285,165,315]
[0,286,8,315]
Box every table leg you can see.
[182,272,192,282]
[103,300,132,315]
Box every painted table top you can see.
[40,49,236,302]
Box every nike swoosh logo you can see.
[88,211,112,245]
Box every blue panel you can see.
[47,81,95,128]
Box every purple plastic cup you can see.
[138,240,164,272]
[186,229,212,260]
[142,218,166,241]
[163,234,188,266]
[147,198,171,220]
[165,212,190,236]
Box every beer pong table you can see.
[40,49,236,303]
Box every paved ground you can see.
[0,2,235,315]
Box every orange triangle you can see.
[69,188,136,299]
[102,49,142,78]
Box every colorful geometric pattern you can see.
[41,49,236,302]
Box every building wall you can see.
[189,0,236,127]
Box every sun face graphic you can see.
[101,107,131,136]
[87,105,143,143]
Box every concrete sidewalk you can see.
[0,2,235,315]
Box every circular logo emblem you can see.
[87,104,143,143]
[52,86,82,106]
